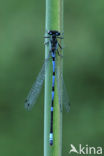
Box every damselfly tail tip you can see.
[50,140,53,146]
[49,133,53,146]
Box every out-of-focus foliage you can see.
[0,0,104,155]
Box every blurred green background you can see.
[0,0,104,155]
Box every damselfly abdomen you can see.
[25,30,70,146]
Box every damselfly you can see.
[25,30,70,146]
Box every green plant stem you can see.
[44,0,63,156]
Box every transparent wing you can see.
[56,57,63,112]
[62,81,70,112]
[25,56,50,110]
[57,77,70,112]
[56,57,70,112]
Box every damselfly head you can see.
[48,30,60,36]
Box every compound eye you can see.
[56,32,60,36]
[49,32,52,35]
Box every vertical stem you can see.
[44,0,63,156]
